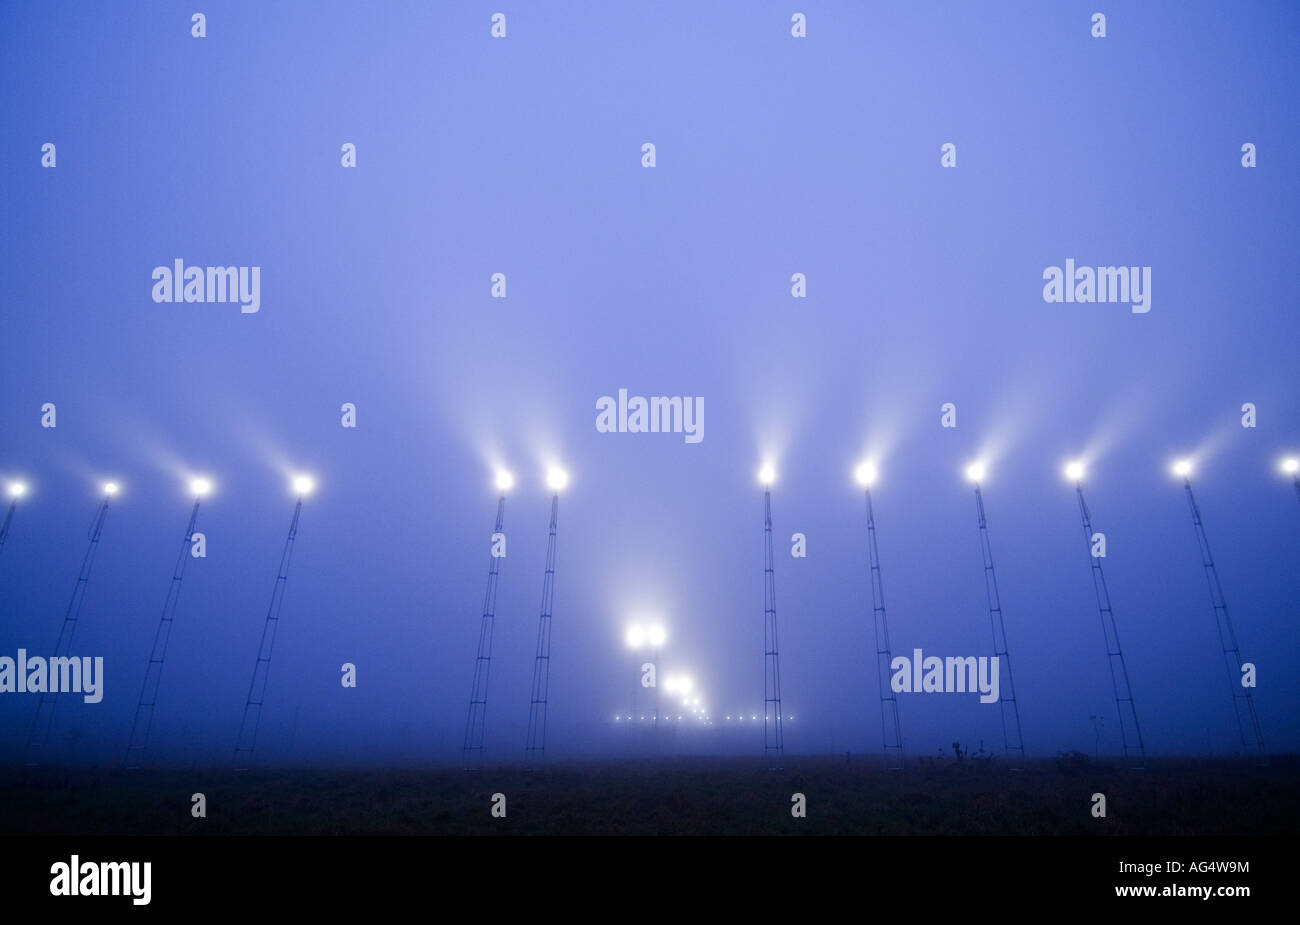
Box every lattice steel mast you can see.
[463,493,506,770]
[233,491,305,769]
[25,490,114,760]
[973,481,1025,768]
[762,479,784,762]
[1073,480,1145,768]
[864,485,903,770]
[0,488,22,558]
[125,495,202,768]
[1182,475,1266,762]
[525,492,559,761]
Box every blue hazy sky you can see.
[1,1,1297,765]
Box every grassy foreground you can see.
[1,754,1295,836]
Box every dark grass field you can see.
[2,754,1295,836]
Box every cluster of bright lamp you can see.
[9,464,571,502]
[823,456,1300,487]
[9,455,1300,506]
[624,624,666,649]
[4,475,315,500]
[492,466,568,493]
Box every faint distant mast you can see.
[126,479,211,769]
[965,462,1025,770]
[234,474,314,770]
[25,483,117,763]
[1174,461,1265,764]
[758,464,784,766]
[526,466,568,764]
[464,470,511,770]
[855,461,903,770]
[1065,462,1145,768]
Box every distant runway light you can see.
[103,482,120,496]
[495,469,515,493]
[1281,457,1299,475]
[1171,459,1193,478]
[292,474,316,496]
[546,466,569,492]
[854,460,878,487]
[8,482,27,498]
[1064,460,1086,482]
[190,477,213,497]
[625,625,645,649]
[964,461,986,483]
[647,625,666,647]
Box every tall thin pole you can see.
[525,494,558,761]
[865,488,903,770]
[1074,483,1145,768]
[1182,477,1266,763]
[233,496,303,769]
[762,486,784,762]
[652,645,660,731]
[25,495,112,761]
[629,651,638,724]
[463,494,505,770]
[125,498,201,768]
[0,497,19,556]
[973,483,1025,768]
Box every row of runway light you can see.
[748,453,1291,770]
[4,462,572,769]
[2,475,305,501]
[609,448,1288,757]
[10,471,324,768]
[3,454,1298,505]
[4,452,1293,769]
[615,713,795,723]
[758,455,1300,488]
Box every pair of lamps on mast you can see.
[762,459,883,486]
[493,466,569,494]
[623,622,669,723]
[763,459,879,488]
[625,624,666,650]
